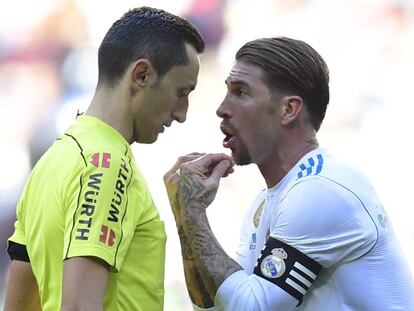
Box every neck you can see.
[259,134,319,188]
[86,85,134,144]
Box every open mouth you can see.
[220,123,235,148]
[223,133,234,144]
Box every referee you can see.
[4,7,204,311]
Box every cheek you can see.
[243,113,275,142]
[156,93,175,113]
[239,110,264,132]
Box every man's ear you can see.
[280,95,304,128]
[130,59,153,91]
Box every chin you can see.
[232,150,252,166]
[136,134,159,144]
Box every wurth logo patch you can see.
[108,158,130,223]
[90,152,111,168]
[75,173,103,241]
[100,225,115,246]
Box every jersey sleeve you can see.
[215,270,298,310]
[8,195,27,246]
[8,197,29,261]
[9,219,26,246]
[63,150,135,272]
[8,193,30,262]
[270,176,378,268]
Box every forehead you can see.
[226,61,267,88]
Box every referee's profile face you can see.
[132,43,200,144]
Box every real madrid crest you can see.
[260,248,287,279]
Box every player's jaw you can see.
[132,118,170,144]
[220,121,251,165]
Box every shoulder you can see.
[284,150,375,214]
[278,176,360,223]
[64,116,132,160]
[279,167,377,232]
[270,173,378,266]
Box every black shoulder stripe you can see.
[253,237,322,303]
[7,241,30,262]
[64,133,87,167]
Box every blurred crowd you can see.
[1,0,413,309]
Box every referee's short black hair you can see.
[98,6,205,86]
[236,37,330,132]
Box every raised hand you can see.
[164,153,236,306]
[163,152,206,221]
[177,153,234,211]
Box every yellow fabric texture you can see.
[10,115,166,310]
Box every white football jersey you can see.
[196,148,414,311]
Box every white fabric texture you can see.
[214,148,414,310]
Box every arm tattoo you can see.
[177,223,214,307]
[181,208,242,298]
[177,225,193,261]
[184,259,215,307]
[178,173,215,209]
[177,164,241,299]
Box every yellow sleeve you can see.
[63,150,136,272]
[9,220,26,245]
[9,196,27,246]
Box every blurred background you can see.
[1,0,413,309]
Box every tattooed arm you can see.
[164,153,215,308]
[170,154,303,311]
[177,218,216,307]
[177,154,242,298]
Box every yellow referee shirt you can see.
[9,115,166,310]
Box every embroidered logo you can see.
[260,248,287,278]
[253,201,265,228]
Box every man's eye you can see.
[236,89,247,97]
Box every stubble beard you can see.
[232,147,252,166]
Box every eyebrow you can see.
[224,78,250,88]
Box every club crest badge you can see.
[253,201,265,228]
[260,248,287,278]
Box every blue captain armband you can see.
[253,237,322,302]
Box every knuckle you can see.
[180,164,191,175]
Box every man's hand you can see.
[166,153,240,300]
[177,153,234,211]
[163,152,206,221]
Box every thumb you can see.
[209,160,231,182]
